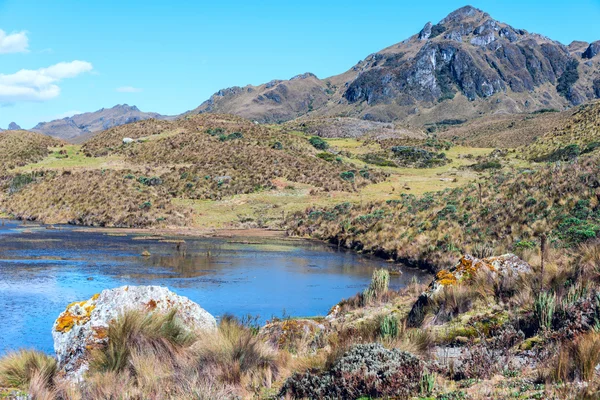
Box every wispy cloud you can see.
[0,30,29,54]
[116,86,143,93]
[0,60,93,102]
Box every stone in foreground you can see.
[52,285,216,380]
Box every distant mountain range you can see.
[187,6,600,126]
[31,105,172,141]
[20,6,600,140]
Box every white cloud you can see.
[116,86,142,93]
[0,60,93,102]
[0,30,29,54]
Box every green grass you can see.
[15,145,122,171]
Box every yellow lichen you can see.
[55,299,97,333]
[436,269,458,286]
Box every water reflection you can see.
[0,220,430,354]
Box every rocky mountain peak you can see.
[440,6,487,25]
[8,122,21,130]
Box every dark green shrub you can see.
[317,152,336,162]
[309,136,329,150]
[219,132,243,142]
[205,127,225,136]
[470,161,502,171]
[340,171,355,182]
[137,176,163,186]
[536,144,581,162]
[280,343,424,399]
[271,141,283,150]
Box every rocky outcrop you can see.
[259,319,327,354]
[583,41,600,59]
[408,254,532,326]
[52,285,216,381]
[7,122,21,130]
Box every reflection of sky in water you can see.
[0,220,430,355]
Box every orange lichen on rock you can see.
[55,300,97,333]
[436,269,458,286]
[146,299,158,310]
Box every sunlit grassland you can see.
[14,145,124,171]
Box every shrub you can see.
[316,152,336,162]
[340,171,355,182]
[219,132,244,142]
[0,350,57,390]
[280,343,424,399]
[271,141,283,150]
[309,136,329,150]
[137,176,162,186]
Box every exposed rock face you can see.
[583,41,600,59]
[52,285,216,381]
[407,254,532,326]
[7,122,21,130]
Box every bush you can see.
[340,171,355,182]
[0,350,57,390]
[219,132,244,142]
[137,176,163,186]
[317,152,336,162]
[309,136,329,150]
[391,146,448,168]
[553,332,600,382]
[280,343,424,399]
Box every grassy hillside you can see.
[288,153,600,270]
[524,101,600,161]
[0,131,62,171]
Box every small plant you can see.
[534,291,556,331]
[420,372,436,395]
[380,314,399,338]
[139,201,152,209]
[340,171,355,182]
[363,269,390,305]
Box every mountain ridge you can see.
[32,104,172,142]
[187,5,600,126]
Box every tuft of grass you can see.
[192,315,280,392]
[89,309,196,374]
[363,269,390,305]
[553,331,600,383]
[0,350,57,390]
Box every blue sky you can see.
[0,0,599,129]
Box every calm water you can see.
[0,220,429,355]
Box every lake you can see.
[0,220,430,355]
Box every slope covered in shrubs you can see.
[289,154,600,270]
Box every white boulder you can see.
[122,137,135,144]
[52,285,216,380]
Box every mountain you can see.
[187,6,600,126]
[7,122,21,130]
[32,104,170,142]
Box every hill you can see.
[32,104,170,142]
[188,6,600,126]
[524,101,600,161]
[0,130,62,171]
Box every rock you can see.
[7,122,21,130]
[52,285,217,381]
[122,137,134,144]
[259,319,327,354]
[419,22,433,41]
[583,41,600,59]
[407,254,532,326]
